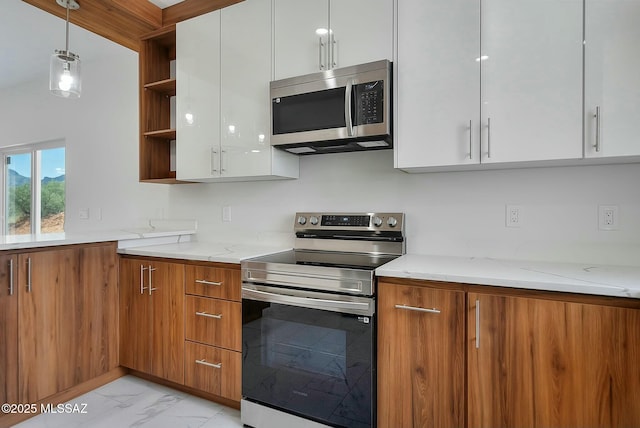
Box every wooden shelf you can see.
[139,26,178,183]
[144,129,176,140]
[144,78,176,97]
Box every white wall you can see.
[167,150,640,266]
[0,50,169,232]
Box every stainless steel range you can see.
[241,212,405,428]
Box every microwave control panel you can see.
[355,80,384,125]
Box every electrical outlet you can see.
[598,205,619,230]
[505,205,522,228]
[79,208,89,220]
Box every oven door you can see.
[242,284,375,428]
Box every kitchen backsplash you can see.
[167,151,640,267]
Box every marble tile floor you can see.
[13,375,243,428]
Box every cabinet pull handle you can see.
[211,149,219,174]
[318,37,325,70]
[196,311,222,319]
[395,304,441,314]
[469,119,473,159]
[195,279,223,286]
[195,359,221,369]
[475,299,480,349]
[594,106,601,152]
[331,34,337,69]
[148,266,157,295]
[140,265,148,294]
[486,117,491,159]
[26,257,32,293]
[9,259,14,296]
[221,150,228,173]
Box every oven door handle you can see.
[242,287,372,315]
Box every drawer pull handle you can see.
[196,311,222,319]
[395,304,441,314]
[195,359,221,369]
[195,279,223,286]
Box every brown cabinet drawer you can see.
[185,265,241,301]
[185,295,241,351]
[184,341,241,401]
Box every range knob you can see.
[387,216,398,227]
[297,216,307,225]
[310,216,319,225]
[373,216,383,227]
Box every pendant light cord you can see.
[65,0,70,56]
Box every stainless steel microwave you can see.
[270,60,392,155]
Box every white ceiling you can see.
[0,0,132,90]
[148,0,185,7]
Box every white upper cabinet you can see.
[396,0,583,171]
[274,0,394,80]
[176,11,221,181]
[584,0,640,158]
[220,0,298,180]
[480,0,583,164]
[395,0,481,169]
[328,0,394,70]
[274,0,329,79]
[176,1,298,182]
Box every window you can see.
[2,142,66,235]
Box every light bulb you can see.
[58,68,73,92]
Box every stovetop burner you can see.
[251,249,398,271]
[242,212,406,297]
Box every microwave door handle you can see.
[345,80,354,137]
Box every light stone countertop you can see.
[0,220,197,251]
[376,254,640,299]
[117,240,292,264]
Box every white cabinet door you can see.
[274,0,394,80]
[221,0,272,178]
[584,0,640,158]
[220,0,299,180]
[274,0,329,79]
[395,0,481,169]
[480,0,583,163]
[329,0,394,70]
[176,11,221,181]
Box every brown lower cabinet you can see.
[0,254,18,406]
[0,242,118,427]
[468,292,640,428]
[119,258,243,404]
[378,277,640,428]
[119,257,185,384]
[377,281,466,428]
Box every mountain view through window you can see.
[5,146,65,235]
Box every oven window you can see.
[272,87,347,134]
[243,300,374,428]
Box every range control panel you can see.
[294,212,404,232]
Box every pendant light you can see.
[49,0,81,98]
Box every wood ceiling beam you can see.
[21,0,244,52]
[21,0,163,51]
[111,0,163,28]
